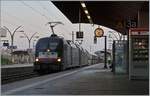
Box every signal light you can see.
[76,31,83,38]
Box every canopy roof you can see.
[52,1,148,34]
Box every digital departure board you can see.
[129,28,149,80]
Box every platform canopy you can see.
[52,1,148,35]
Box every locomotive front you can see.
[34,36,64,73]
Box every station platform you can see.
[1,63,33,68]
[2,63,149,95]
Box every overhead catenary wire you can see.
[21,1,63,36]
[21,1,50,21]
[21,1,72,39]
[3,11,43,32]
[2,19,20,28]
[2,2,58,38]
[3,1,73,40]
[38,1,73,38]
[41,1,68,35]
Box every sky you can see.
[1,0,121,54]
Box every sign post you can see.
[76,31,84,45]
[94,27,107,69]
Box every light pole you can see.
[20,32,39,63]
[3,26,22,53]
[20,31,39,49]
[104,36,107,69]
[33,39,37,49]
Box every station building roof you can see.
[52,1,149,35]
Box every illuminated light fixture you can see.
[47,49,50,52]
[84,10,88,14]
[81,2,86,8]
[139,42,142,46]
[35,58,39,62]
[81,2,93,25]
[57,58,61,62]
[87,15,91,19]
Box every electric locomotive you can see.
[34,35,99,74]
[34,34,66,73]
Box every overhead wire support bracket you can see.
[47,22,64,35]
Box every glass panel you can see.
[115,41,127,74]
[49,42,58,50]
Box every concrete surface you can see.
[2,63,149,95]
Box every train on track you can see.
[34,34,99,74]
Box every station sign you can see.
[76,31,83,38]
[126,19,137,28]
[94,28,104,37]
[129,28,149,36]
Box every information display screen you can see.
[132,37,148,61]
[129,28,149,80]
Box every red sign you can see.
[129,28,149,35]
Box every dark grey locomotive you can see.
[34,34,98,74]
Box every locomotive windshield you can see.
[36,37,63,51]
[36,38,49,50]
[49,42,58,50]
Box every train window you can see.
[36,39,49,49]
[49,42,58,50]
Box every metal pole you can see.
[22,32,37,49]
[104,36,107,69]
[79,8,81,32]
[29,39,31,48]
[3,26,22,53]
[11,35,13,53]
[72,31,74,43]
[29,32,38,48]
[50,25,55,34]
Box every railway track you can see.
[1,66,39,84]
[2,71,38,84]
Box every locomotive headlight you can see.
[47,49,50,52]
[57,58,61,62]
[35,58,39,62]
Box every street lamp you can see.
[3,26,22,53]
[33,39,37,49]
[20,31,39,49]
